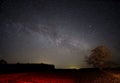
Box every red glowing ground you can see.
[0,72,77,83]
[0,70,120,83]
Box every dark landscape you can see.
[0,64,120,83]
[0,0,120,83]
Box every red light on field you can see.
[23,82,33,83]
[16,79,75,83]
[0,72,76,83]
[16,81,34,83]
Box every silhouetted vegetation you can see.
[86,45,114,70]
[0,59,7,64]
[0,63,55,73]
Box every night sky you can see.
[0,0,120,68]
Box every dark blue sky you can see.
[0,0,120,68]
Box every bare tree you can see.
[86,45,112,70]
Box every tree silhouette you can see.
[0,59,7,64]
[86,45,112,70]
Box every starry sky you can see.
[0,0,120,68]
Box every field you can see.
[0,69,120,83]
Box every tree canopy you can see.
[0,59,7,64]
[86,45,112,69]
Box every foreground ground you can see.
[0,69,120,83]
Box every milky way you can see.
[0,0,120,68]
